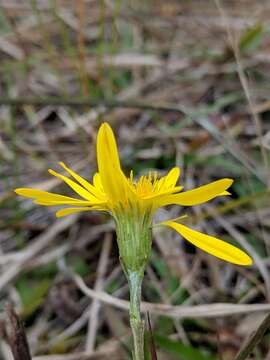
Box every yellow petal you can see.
[163,167,180,188]
[48,169,101,203]
[96,122,132,202]
[156,178,233,207]
[93,172,104,192]
[56,203,108,217]
[59,162,105,200]
[33,199,96,206]
[56,207,94,217]
[162,221,253,265]
[15,188,90,205]
[220,191,231,196]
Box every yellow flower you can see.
[15,122,252,267]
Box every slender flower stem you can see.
[127,271,144,360]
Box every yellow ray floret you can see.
[162,221,253,265]
[48,169,99,202]
[58,162,106,200]
[14,188,93,205]
[56,205,107,218]
[96,122,134,204]
[155,178,233,207]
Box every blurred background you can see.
[1,1,270,359]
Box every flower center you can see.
[129,171,181,199]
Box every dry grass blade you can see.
[234,312,270,360]
[85,233,112,352]
[0,215,78,291]
[146,312,158,360]
[214,0,270,184]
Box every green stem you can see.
[128,271,144,360]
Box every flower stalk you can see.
[128,270,144,360]
[115,208,152,359]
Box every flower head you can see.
[15,122,252,268]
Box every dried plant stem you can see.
[6,304,32,360]
[72,271,270,319]
[128,271,144,360]
[0,96,185,113]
